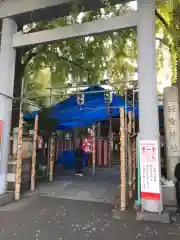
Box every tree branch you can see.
[60,56,91,72]
[155,9,170,30]
[23,46,98,76]
[156,37,171,49]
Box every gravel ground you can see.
[0,196,180,240]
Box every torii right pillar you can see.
[137,0,163,215]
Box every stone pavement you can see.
[37,167,120,203]
[0,167,179,239]
[0,195,180,240]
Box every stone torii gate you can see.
[0,0,161,214]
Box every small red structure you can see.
[96,139,109,167]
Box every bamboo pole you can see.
[92,125,96,175]
[49,137,55,181]
[120,108,126,211]
[46,138,51,179]
[56,138,59,161]
[132,99,136,192]
[128,111,133,199]
[124,89,128,205]
[108,119,112,168]
[15,112,23,201]
[31,115,39,191]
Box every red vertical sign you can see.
[140,141,160,200]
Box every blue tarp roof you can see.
[24,85,162,130]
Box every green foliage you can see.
[22,0,180,111]
[38,107,58,136]
[23,3,137,108]
[155,0,180,83]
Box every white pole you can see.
[0,18,17,194]
[137,0,162,213]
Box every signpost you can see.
[166,102,180,156]
[140,141,161,204]
[164,87,180,181]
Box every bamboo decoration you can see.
[120,108,126,211]
[92,125,96,175]
[49,137,55,181]
[31,115,39,191]
[128,111,133,199]
[15,112,23,201]
[132,107,136,191]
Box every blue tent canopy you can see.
[51,85,105,114]
[24,85,162,130]
[51,91,130,123]
[24,111,39,119]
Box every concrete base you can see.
[164,206,177,212]
[113,196,136,221]
[136,211,170,224]
[0,192,13,207]
[113,207,136,221]
[113,196,171,224]
[162,186,177,207]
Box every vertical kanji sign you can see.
[140,140,160,200]
[166,102,180,156]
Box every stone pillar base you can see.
[0,192,13,207]
[136,210,170,224]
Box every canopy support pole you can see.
[108,119,112,168]
[132,90,136,192]
[128,111,133,199]
[15,112,23,201]
[49,137,55,181]
[31,115,38,191]
[120,108,126,211]
[92,125,96,176]
[124,89,128,206]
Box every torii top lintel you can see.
[0,0,130,26]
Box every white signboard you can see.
[166,102,180,156]
[140,140,160,200]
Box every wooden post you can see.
[132,107,136,191]
[46,138,51,179]
[56,138,59,161]
[49,137,55,181]
[120,108,126,211]
[128,111,133,199]
[31,115,38,191]
[124,90,128,206]
[108,119,112,168]
[15,112,23,201]
[92,125,96,175]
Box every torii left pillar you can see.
[0,18,17,194]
